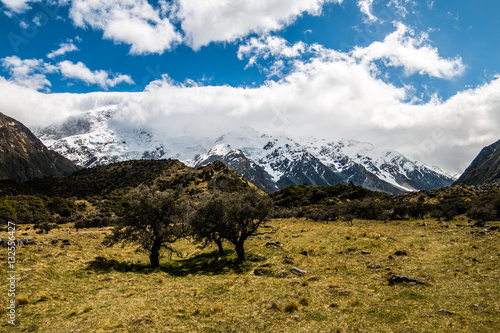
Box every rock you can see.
[393,250,407,256]
[367,264,381,269]
[423,222,430,227]
[300,250,308,256]
[290,267,307,276]
[361,251,371,255]
[61,239,71,245]
[292,235,302,238]
[437,310,454,315]
[301,229,308,232]
[474,220,486,227]
[388,275,424,286]
[265,241,282,248]
[388,255,395,260]
[488,226,499,231]
[283,258,294,265]
[51,239,59,245]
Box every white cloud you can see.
[351,23,465,79]
[237,36,306,68]
[69,0,182,55]
[358,0,377,23]
[0,0,38,13]
[176,0,343,50]
[57,60,134,89]
[47,40,80,59]
[0,56,55,90]
[0,56,133,91]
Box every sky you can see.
[0,0,499,176]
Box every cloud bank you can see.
[0,22,492,175]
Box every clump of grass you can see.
[17,294,29,305]
[36,292,49,302]
[212,303,224,314]
[82,306,93,313]
[299,297,309,306]
[348,299,360,307]
[270,300,282,311]
[328,279,340,289]
[284,300,300,313]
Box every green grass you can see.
[1,218,499,332]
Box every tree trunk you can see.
[235,241,245,262]
[215,238,224,256]
[149,239,161,268]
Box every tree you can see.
[190,195,227,256]
[191,189,273,262]
[103,185,188,268]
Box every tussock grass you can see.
[0,218,499,332]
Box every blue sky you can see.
[0,0,499,174]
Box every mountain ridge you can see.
[33,109,455,194]
[0,112,80,181]
[454,139,500,186]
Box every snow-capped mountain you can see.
[34,109,456,194]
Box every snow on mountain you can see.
[33,109,456,194]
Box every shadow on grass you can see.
[85,250,254,276]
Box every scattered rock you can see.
[361,251,371,255]
[437,310,454,315]
[393,250,407,256]
[300,250,308,256]
[265,241,282,248]
[250,255,265,262]
[367,264,381,269]
[51,239,59,245]
[345,236,351,240]
[301,229,308,233]
[474,220,486,227]
[423,222,430,227]
[388,275,424,286]
[283,258,295,265]
[61,239,71,246]
[290,267,307,276]
[292,235,302,238]
[488,226,499,231]
[388,255,395,260]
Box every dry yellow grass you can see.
[0,217,499,332]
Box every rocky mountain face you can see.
[34,109,455,194]
[454,139,500,186]
[0,112,80,181]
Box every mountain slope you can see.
[0,112,80,181]
[454,139,500,186]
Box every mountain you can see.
[454,139,500,186]
[0,112,80,181]
[33,109,455,194]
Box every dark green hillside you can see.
[455,139,500,186]
[271,182,391,208]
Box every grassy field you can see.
[1,217,499,332]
